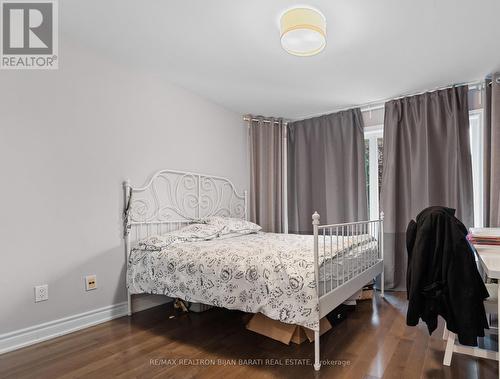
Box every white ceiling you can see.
[64,0,500,119]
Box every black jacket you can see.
[406,206,489,346]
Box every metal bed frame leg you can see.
[381,270,385,298]
[127,291,132,316]
[380,211,385,298]
[124,179,133,317]
[312,212,321,371]
[314,330,321,371]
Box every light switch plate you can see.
[85,275,97,291]
[35,284,48,302]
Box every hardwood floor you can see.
[0,292,497,379]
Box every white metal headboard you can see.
[123,169,248,243]
[123,169,246,316]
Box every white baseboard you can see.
[0,295,173,355]
[0,302,128,355]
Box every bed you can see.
[123,169,384,371]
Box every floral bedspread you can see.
[127,232,373,330]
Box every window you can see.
[364,111,484,226]
[364,125,383,220]
[469,110,484,227]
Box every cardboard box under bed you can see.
[246,313,332,345]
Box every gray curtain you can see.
[380,86,474,290]
[287,109,368,234]
[484,74,500,227]
[249,116,284,232]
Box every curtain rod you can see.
[292,79,484,122]
[243,116,289,126]
[243,79,485,125]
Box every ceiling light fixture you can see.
[280,7,326,57]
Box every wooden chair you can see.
[442,283,499,365]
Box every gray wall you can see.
[0,43,247,334]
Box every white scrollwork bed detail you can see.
[123,169,384,371]
[124,169,246,226]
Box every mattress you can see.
[127,232,377,330]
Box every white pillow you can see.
[204,216,262,236]
[136,223,224,251]
[173,222,224,241]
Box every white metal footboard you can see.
[312,212,384,371]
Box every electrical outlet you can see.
[35,285,48,303]
[85,275,97,291]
